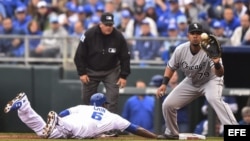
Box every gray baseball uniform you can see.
[162,42,238,136]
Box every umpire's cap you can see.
[101,12,114,24]
[90,93,109,106]
[188,22,203,33]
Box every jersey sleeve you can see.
[74,34,89,76]
[167,46,182,70]
[117,32,131,79]
[109,113,131,131]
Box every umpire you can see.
[74,12,131,113]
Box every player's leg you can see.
[159,78,201,139]
[48,112,95,139]
[43,111,67,139]
[4,92,46,137]
[203,79,238,125]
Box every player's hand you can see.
[212,57,220,64]
[200,34,222,58]
[116,78,126,88]
[11,39,21,47]
[156,84,167,98]
[35,46,44,53]
[80,75,89,84]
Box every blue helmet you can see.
[90,93,109,106]
[149,74,163,87]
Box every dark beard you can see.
[192,43,200,47]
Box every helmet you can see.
[149,74,163,87]
[90,93,109,106]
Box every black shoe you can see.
[157,134,179,140]
[103,130,119,137]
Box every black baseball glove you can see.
[200,34,222,58]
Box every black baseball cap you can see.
[134,6,144,14]
[188,22,203,33]
[169,0,178,3]
[101,12,114,24]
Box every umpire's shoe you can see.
[43,111,58,138]
[157,134,179,140]
[4,92,27,113]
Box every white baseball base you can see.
[179,133,206,140]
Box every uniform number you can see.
[198,72,209,79]
[91,112,103,121]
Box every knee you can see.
[37,131,46,138]
[162,100,175,109]
[206,96,220,105]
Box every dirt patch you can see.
[0,133,40,139]
[0,133,146,140]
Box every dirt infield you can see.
[0,133,39,139]
[0,133,223,141]
[0,133,149,141]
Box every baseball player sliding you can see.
[156,22,238,140]
[4,92,157,139]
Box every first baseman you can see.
[156,22,238,140]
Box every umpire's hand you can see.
[116,78,127,88]
[156,84,167,98]
[80,75,90,84]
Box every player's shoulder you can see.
[177,41,190,48]
[174,41,190,52]
[75,105,89,108]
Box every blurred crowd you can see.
[0,0,250,62]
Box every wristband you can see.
[162,77,170,85]
[214,62,221,70]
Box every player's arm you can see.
[59,109,70,117]
[156,66,175,98]
[125,124,157,138]
[211,58,224,77]
[163,66,175,83]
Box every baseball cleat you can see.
[43,111,58,138]
[4,92,27,113]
